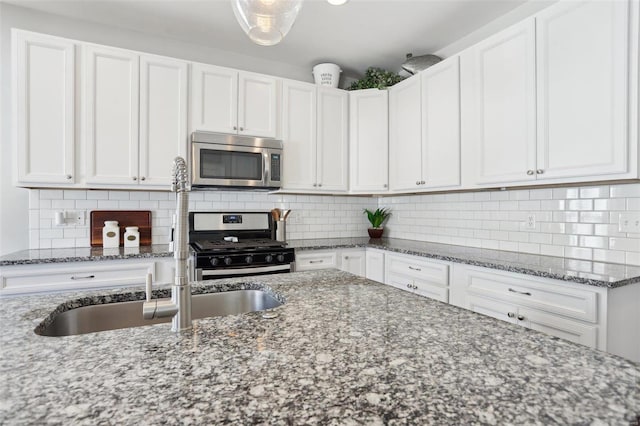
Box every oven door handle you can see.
[200,264,290,277]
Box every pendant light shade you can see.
[231,0,304,46]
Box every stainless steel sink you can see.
[36,290,282,337]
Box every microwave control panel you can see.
[270,154,281,182]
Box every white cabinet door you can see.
[317,87,349,192]
[84,45,139,184]
[139,55,188,186]
[349,89,389,193]
[421,57,461,189]
[365,249,385,283]
[238,72,278,138]
[282,80,317,191]
[389,75,423,191]
[462,20,537,186]
[340,249,366,277]
[190,63,238,134]
[14,31,75,184]
[535,0,630,180]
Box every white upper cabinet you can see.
[461,20,537,186]
[85,45,188,187]
[462,0,638,188]
[535,0,631,180]
[282,82,348,192]
[421,56,461,189]
[139,55,188,186]
[14,30,75,185]
[84,45,140,185]
[316,87,348,191]
[282,80,317,190]
[191,64,278,138]
[389,58,461,192]
[349,89,389,193]
[389,75,423,191]
[238,72,278,138]
[190,64,238,135]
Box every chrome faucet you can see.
[142,157,192,331]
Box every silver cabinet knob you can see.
[313,183,317,187]
[140,176,146,181]
[420,180,425,184]
[239,127,244,131]
[536,169,544,174]
[526,170,534,175]
[517,315,525,321]
[416,180,421,185]
[344,256,349,260]
[383,184,388,188]
[132,176,137,181]
[233,126,237,130]
[66,175,72,180]
[318,183,322,187]
[507,312,515,318]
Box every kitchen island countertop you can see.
[1,270,638,425]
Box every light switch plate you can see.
[524,214,536,230]
[66,210,86,226]
[618,213,640,233]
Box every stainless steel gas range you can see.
[189,211,295,280]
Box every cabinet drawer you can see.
[386,254,449,285]
[463,268,598,323]
[519,307,598,349]
[0,261,156,296]
[295,251,337,271]
[387,272,449,303]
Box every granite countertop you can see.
[2,238,639,288]
[1,270,638,424]
[289,238,640,288]
[0,245,173,266]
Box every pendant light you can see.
[231,0,304,46]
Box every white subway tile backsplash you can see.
[579,186,609,199]
[30,189,374,249]
[28,183,639,265]
[384,183,639,264]
[610,183,640,198]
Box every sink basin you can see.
[36,290,282,337]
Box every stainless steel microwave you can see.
[191,132,283,189]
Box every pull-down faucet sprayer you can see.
[142,157,192,331]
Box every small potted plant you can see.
[363,207,391,238]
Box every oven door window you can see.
[200,149,262,181]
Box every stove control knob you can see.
[210,258,220,266]
[265,255,274,263]
[276,254,286,263]
[224,257,233,266]
[244,256,253,265]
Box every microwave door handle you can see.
[263,152,269,185]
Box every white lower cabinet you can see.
[294,250,338,271]
[0,259,172,297]
[384,253,450,303]
[294,248,365,277]
[340,249,366,277]
[365,249,385,282]
[450,264,609,351]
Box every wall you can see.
[27,189,376,249]
[381,183,640,266]
[0,3,314,255]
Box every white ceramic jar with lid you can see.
[102,221,120,248]
[124,226,140,248]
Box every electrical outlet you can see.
[524,214,536,230]
[66,210,86,226]
[618,213,640,233]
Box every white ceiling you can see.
[6,0,527,77]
